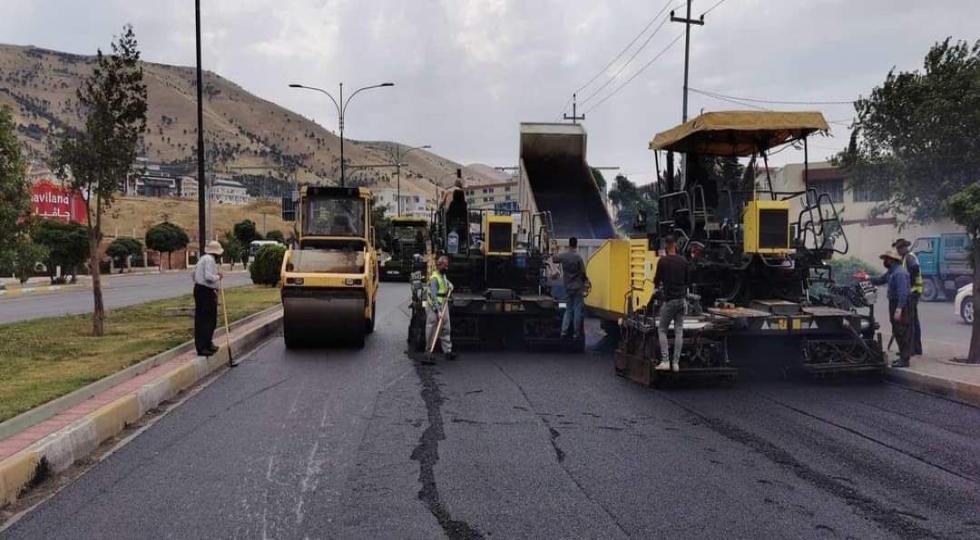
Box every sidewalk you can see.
[0,308,281,507]
[881,330,980,407]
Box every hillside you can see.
[0,43,500,197]
[103,197,290,243]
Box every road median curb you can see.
[888,367,980,408]
[0,308,282,509]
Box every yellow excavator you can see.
[280,185,379,348]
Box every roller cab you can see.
[280,186,379,348]
[381,216,428,281]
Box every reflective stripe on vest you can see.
[429,271,448,300]
[903,253,924,294]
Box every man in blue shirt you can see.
[869,250,912,367]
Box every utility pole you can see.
[671,0,704,123]
[195,0,207,252]
[563,93,585,124]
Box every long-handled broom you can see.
[219,277,235,367]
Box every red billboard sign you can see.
[31,179,88,224]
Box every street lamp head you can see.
[288,83,303,88]
[421,145,432,149]
[381,82,395,87]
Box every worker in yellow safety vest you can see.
[426,255,456,361]
[893,238,923,356]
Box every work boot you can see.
[891,358,910,368]
[446,352,458,361]
[671,359,680,372]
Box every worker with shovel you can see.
[193,240,224,357]
[426,255,455,362]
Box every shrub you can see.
[249,244,285,286]
[829,256,879,287]
[105,237,143,272]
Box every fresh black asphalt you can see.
[5,283,979,539]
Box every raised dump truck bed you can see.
[518,123,615,241]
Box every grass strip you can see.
[0,285,281,422]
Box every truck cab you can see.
[912,232,970,301]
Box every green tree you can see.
[105,237,143,273]
[836,38,980,224]
[145,222,190,270]
[590,167,607,194]
[219,231,243,269]
[947,183,980,363]
[233,219,262,264]
[0,105,32,258]
[249,244,285,286]
[52,25,148,336]
[371,197,392,246]
[2,240,49,284]
[608,174,657,233]
[34,220,90,283]
[265,230,285,244]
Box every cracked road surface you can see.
[5,283,980,539]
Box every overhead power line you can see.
[580,15,672,105]
[689,87,855,105]
[573,0,676,97]
[699,0,730,17]
[585,32,685,114]
[690,88,855,127]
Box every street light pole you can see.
[289,82,394,187]
[394,144,431,215]
[195,0,207,252]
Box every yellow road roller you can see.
[280,186,379,348]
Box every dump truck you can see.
[911,232,971,301]
[517,123,617,261]
[280,186,379,348]
[586,111,885,385]
[380,216,428,281]
[406,184,566,352]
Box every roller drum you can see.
[282,295,366,347]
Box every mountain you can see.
[0,43,501,197]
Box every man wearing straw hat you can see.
[193,240,224,356]
[868,250,912,367]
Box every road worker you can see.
[893,238,923,356]
[654,234,691,372]
[193,241,224,356]
[870,250,912,367]
[426,255,455,361]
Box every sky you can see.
[2,0,977,184]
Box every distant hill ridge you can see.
[0,43,500,197]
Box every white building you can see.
[180,176,250,205]
[374,187,434,217]
[465,180,517,210]
[764,161,963,266]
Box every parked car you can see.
[912,233,971,301]
[954,283,973,325]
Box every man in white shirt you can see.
[193,241,224,356]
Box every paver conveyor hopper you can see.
[280,186,379,348]
[585,111,886,385]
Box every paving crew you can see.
[553,236,589,342]
[893,238,923,356]
[654,234,691,372]
[193,241,224,356]
[427,255,455,361]
[869,250,912,367]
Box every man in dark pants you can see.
[553,237,588,342]
[193,240,224,356]
[894,238,923,355]
[869,250,912,367]
[654,234,691,372]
